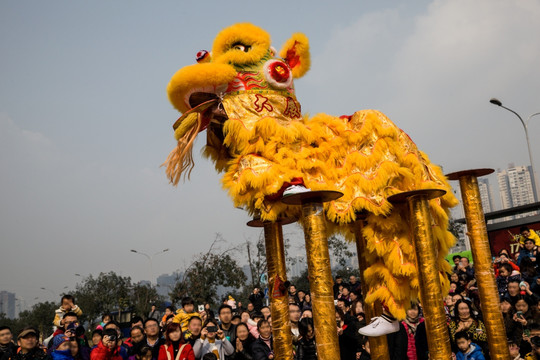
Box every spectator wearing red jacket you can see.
[91,329,122,360]
[158,323,194,360]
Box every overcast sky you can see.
[1,0,539,308]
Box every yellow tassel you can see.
[162,112,201,185]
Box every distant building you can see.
[0,291,16,319]
[156,272,182,298]
[478,178,495,213]
[497,164,537,219]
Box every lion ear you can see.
[279,33,310,79]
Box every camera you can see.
[206,326,218,333]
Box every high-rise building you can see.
[497,164,537,219]
[0,291,16,319]
[478,178,495,213]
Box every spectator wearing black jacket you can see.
[296,318,316,360]
[251,320,272,360]
[0,326,17,360]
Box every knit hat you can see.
[52,334,70,350]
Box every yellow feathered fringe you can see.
[202,108,458,319]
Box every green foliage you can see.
[170,234,247,306]
[327,235,356,268]
[0,301,57,338]
[289,268,310,293]
[72,271,163,325]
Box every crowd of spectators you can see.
[1,226,540,360]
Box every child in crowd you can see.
[455,331,485,360]
[173,298,200,333]
[53,295,83,328]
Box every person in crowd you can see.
[505,279,523,305]
[336,308,362,360]
[494,251,521,276]
[301,294,312,312]
[519,239,538,267]
[192,319,234,360]
[142,319,164,360]
[131,318,144,331]
[288,304,301,342]
[399,304,424,360]
[333,276,345,300]
[0,326,17,359]
[500,297,523,346]
[514,296,540,332]
[124,319,143,350]
[259,308,270,322]
[456,257,475,280]
[497,262,522,297]
[9,328,50,360]
[90,329,122,360]
[102,322,128,360]
[452,255,462,272]
[52,313,80,339]
[520,227,540,248]
[449,272,460,284]
[288,285,299,305]
[300,309,313,320]
[296,290,306,309]
[338,286,351,303]
[246,304,254,314]
[251,320,273,360]
[509,340,525,360]
[91,331,102,349]
[348,276,361,294]
[53,296,83,329]
[349,290,361,304]
[296,318,316,360]
[525,336,540,360]
[454,331,485,360]
[125,327,145,356]
[350,300,365,326]
[183,317,202,348]
[173,298,200,334]
[358,338,371,360]
[217,305,236,358]
[248,289,263,313]
[161,308,175,330]
[448,300,488,355]
[230,316,241,327]
[245,313,263,340]
[51,335,74,360]
[148,307,160,322]
[96,315,112,331]
[130,347,152,360]
[157,323,194,360]
[445,294,456,321]
[232,323,254,360]
[521,257,539,284]
[70,338,88,360]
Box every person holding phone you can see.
[90,329,122,360]
[192,320,233,360]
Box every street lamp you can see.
[490,98,540,201]
[130,248,170,285]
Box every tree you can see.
[170,234,247,306]
[17,301,58,338]
[327,235,356,268]
[132,283,164,317]
[72,272,133,325]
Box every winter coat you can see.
[172,310,200,334]
[456,343,485,360]
[296,337,316,360]
[90,342,123,360]
[51,350,74,360]
[157,342,194,360]
[251,337,272,360]
[192,338,234,360]
[9,348,51,360]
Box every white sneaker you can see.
[358,315,400,336]
[282,185,311,197]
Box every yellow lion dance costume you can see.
[164,23,458,319]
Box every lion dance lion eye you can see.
[196,50,210,63]
[233,44,245,51]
